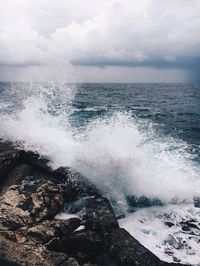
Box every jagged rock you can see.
[0,178,64,232]
[30,179,64,221]
[21,218,81,244]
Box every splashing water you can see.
[0,82,200,264]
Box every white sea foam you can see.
[119,204,200,265]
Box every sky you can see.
[0,0,200,82]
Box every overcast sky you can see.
[0,0,200,82]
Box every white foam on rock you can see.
[55,212,79,220]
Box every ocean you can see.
[0,82,200,265]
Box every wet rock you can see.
[182,225,191,231]
[104,228,160,266]
[82,196,119,232]
[165,222,174,228]
[55,167,101,201]
[127,195,163,211]
[181,220,199,231]
[193,197,200,208]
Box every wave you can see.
[0,83,199,210]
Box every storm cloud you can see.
[0,0,200,82]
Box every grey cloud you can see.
[0,0,200,82]
[71,56,200,71]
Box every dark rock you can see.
[55,167,101,201]
[159,262,188,266]
[0,148,20,186]
[104,228,160,266]
[59,230,102,257]
[1,164,32,195]
[193,197,200,208]
[41,250,70,266]
[116,214,125,220]
[182,225,191,231]
[180,220,199,230]
[63,257,80,266]
[82,196,119,232]
[105,228,189,266]
[127,195,163,211]
[165,222,174,228]
[0,257,21,266]
[18,150,52,173]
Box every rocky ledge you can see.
[0,141,190,266]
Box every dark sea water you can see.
[0,82,200,264]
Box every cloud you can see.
[0,0,200,81]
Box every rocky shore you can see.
[0,141,191,266]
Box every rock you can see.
[0,185,33,230]
[63,257,80,266]
[0,147,20,186]
[105,229,189,266]
[30,179,64,221]
[104,228,160,266]
[0,257,21,266]
[0,178,65,232]
[0,164,32,195]
[50,230,103,257]
[18,150,52,173]
[0,143,191,266]
[23,218,81,244]
[127,195,163,211]
[182,225,191,231]
[193,197,200,208]
[82,196,119,232]
[165,222,174,228]
[55,167,101,201]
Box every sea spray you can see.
[0,83,199,205]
